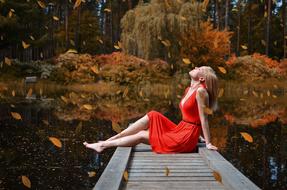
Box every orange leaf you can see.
[37,1,46,8]
[224,113,235,123]
[204,106,213,115]
[73,0,82,9]
[182,58,191,64]
[11,112,22,120]
[123,170,129,181]
[26,88,33,97]
[112,121,122,133]
[218,66,227,74]
[21,175,31,188]
[49,137,62,148]
[104,8,111,12]
[240,132,253,143]
[213,171,222,183]
[217,88,224,98]
[22,41,30,49]
[53,16,59,21]
[4,57,11,66]
[83,104,93,110]
[90,66,99,74]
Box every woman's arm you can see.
[196,87,218,150]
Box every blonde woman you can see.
[84,66,218,153]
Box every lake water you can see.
[0,79,286,189]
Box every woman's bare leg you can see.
[106,115,149,141]
[83,130,149,153]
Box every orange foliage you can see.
[225,53,237,65]
[251,53,279,68]
[180,22,233,67]
[224,113,235,124]
[250,113,278,128]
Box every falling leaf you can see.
[218,66,227,74]
[83,104,93,110]
[161,40,171,47]
[123,87,129,98]
[61,96,68,103]
[30,36,35,40]
[272,95,277,98]
[241,45,248,49]
[12,90,15,97]
[49,137,62,148]
[66,49,78,54]
[88,171,96,177]
[26,88,33,97]
[73,0,82,9]
[91,66,99,74]
[273,84,278,89]
[213,171,222,183]
[4,57,11,66]
[104,8,111,12]
[123,170,128,181]
[53,16,59,21]
[240,132,253,143]
[217,88,224,98]
[165,166,170,176]
[8,10,13,18]
[112,121,122,133]
[182,58,191,64]
[267,90,270,96]
[37,1,46,8]
[203,106,213,115]
[22,41,30,49]
[11,112,22,120]
[252,91,258,97]
[21,175,31,188]
[114,45,120,49]
[40,52,43,58]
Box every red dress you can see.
[147,84,206,153]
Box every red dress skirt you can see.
[147,84,206,153]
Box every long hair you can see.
[202,66,219,111]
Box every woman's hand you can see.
[206,143,218,150]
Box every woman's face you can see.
[189,66,205,80]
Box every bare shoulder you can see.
[196,87,209,100]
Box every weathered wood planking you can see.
[94,143,260,190]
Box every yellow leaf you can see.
[123,170,128,181]
[37,1,46,8]
[61,96,68,103]
[104,8,111,12]
[21,175,31,188]
[217,88,224,98]
[97,38,103,44]
[11,112,22,120]
[83,104,93,110]
[8,10,13,18]
[114,45,120,49]
[88,171,96,177]
[4,57,11,66]
[165,166,170,176]
[12,90,15,97]
[66,49,78,54]
[204,106,213,115]
[112,121,122,133]
[91,66,99,74]
[182,58,191,64]
[26,88,33,97]
[49,137,62,148]
[241,45,248,49]
[73,0,82,9]
[213,171,222,183]
[53,16,59,21]
[218,66,227,74]
[161,40,171,47]
[22,41,30,49]
[240,132,253,143]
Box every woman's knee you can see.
[136,130,149,141]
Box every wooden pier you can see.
[94,144,260,190]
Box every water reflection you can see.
[0,80,286,189]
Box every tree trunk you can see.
[75,5,81,52]
[236,0,241,56]
[65,0,70,50]
[247,2,252,54]
[266,0,272,56]
[225,0,229,30]
[215,0,220,29]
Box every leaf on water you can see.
[75,121,82,135]
[22,41,30,49]
[66,49,78,54]
[88,171,96,177]
[123,170,128,181]
[112,121,122,133]
[104,8,111,12]
[241,45,248,49]
[217,66,227,74]
[26,88,33,97]
[4,57,11,66]
[73,0,82,9]
[91,66,99,74]
[11,112,22,120]
[49,137,62,148]
[12,90,15,97]
[37,1,46,8]
[21,175,31,188]
[165,166,170,176]
[53,16,59,21]
[182,58,191,64]
[217,88,224,98]
[213,171,222,183]
[203,106,213,115]
[240,132,253,143]
[83,104,93,110]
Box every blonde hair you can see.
[201,66,219,111]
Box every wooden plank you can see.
[199,147,260,190]
[128,168,213,173]
[128,165,211,169]
[127,176,216,181]
[124,181,225,190]
[93,147,131,190]
[128,172,214,177]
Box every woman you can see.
[83,66,218,153]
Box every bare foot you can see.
[83,141,105,153]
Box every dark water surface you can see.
[0,80,286,189]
